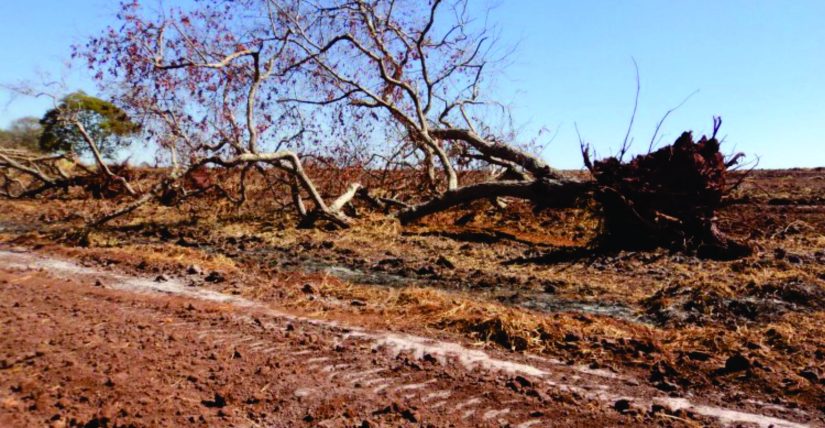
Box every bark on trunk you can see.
[431,128,563,180]
[75,121,137,196]
[399,178,589,224]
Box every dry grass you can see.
[0,169,823,412]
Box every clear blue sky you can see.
[1,0,823,168]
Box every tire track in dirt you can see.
[0,251,594,427]
[0,248,816,427]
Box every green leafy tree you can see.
[39,92,139,159]
[0,117,43,151]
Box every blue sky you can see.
[1,0,823,168]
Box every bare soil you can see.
[0,168,823,427]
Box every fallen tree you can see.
[0,92,140,200]
[280,0,587,223]
[280,0,752,258]
[397,124,751,259]
[78,0,364,230]
[2,0,753,259]
[0,144,136,200]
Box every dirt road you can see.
[0,248,815,427]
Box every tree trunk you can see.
[399,178,589,224]
[75,121,137,196]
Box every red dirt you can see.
[1,249,816,427]
[1,169,823,427]
[0,250,631,427]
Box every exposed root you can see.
[584,121,751,259]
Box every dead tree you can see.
[73,0,753,258]
[277,0,750,258]
[0,148,75,197]
[0,90,140,200]
[81,0,362,230]
[0,148,136,200]
[277,0,585,216]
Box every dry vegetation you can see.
[2,167,823,418]
[0,1,822,425]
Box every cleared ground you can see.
[0,249,815,427]
[0,169,823,426]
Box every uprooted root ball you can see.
[586,123,750,259]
